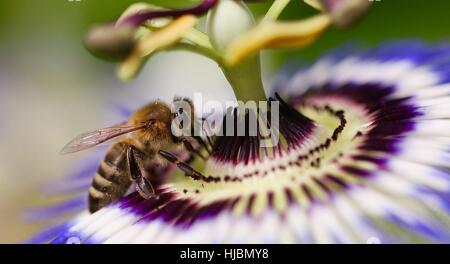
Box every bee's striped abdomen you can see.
[89,143,131,213]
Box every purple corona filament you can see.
[121,0,219,27]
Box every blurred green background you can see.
[0,0,449,243]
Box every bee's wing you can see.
[60,122,147,155]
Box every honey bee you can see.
[61,98,210,213]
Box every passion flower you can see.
[27,1,450,244]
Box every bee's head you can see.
[128,98,196,148]
[129,101,173,145]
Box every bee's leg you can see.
[182,139,206,161]
[192,135,212,154]
[126,146,156,199]
[126,146,140,181]
[199,112,216,150]
[158,150,205,180]
[200,122,214,149]
[136,176,155,200]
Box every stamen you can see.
[224,14,331,66]
[264,0,292,21]
[83,24,135,61]
[117,15,198,80]
[303,0,324,11]
[320,0,372,28]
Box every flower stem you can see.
[206,0,267,103]
[220,54,267,103]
